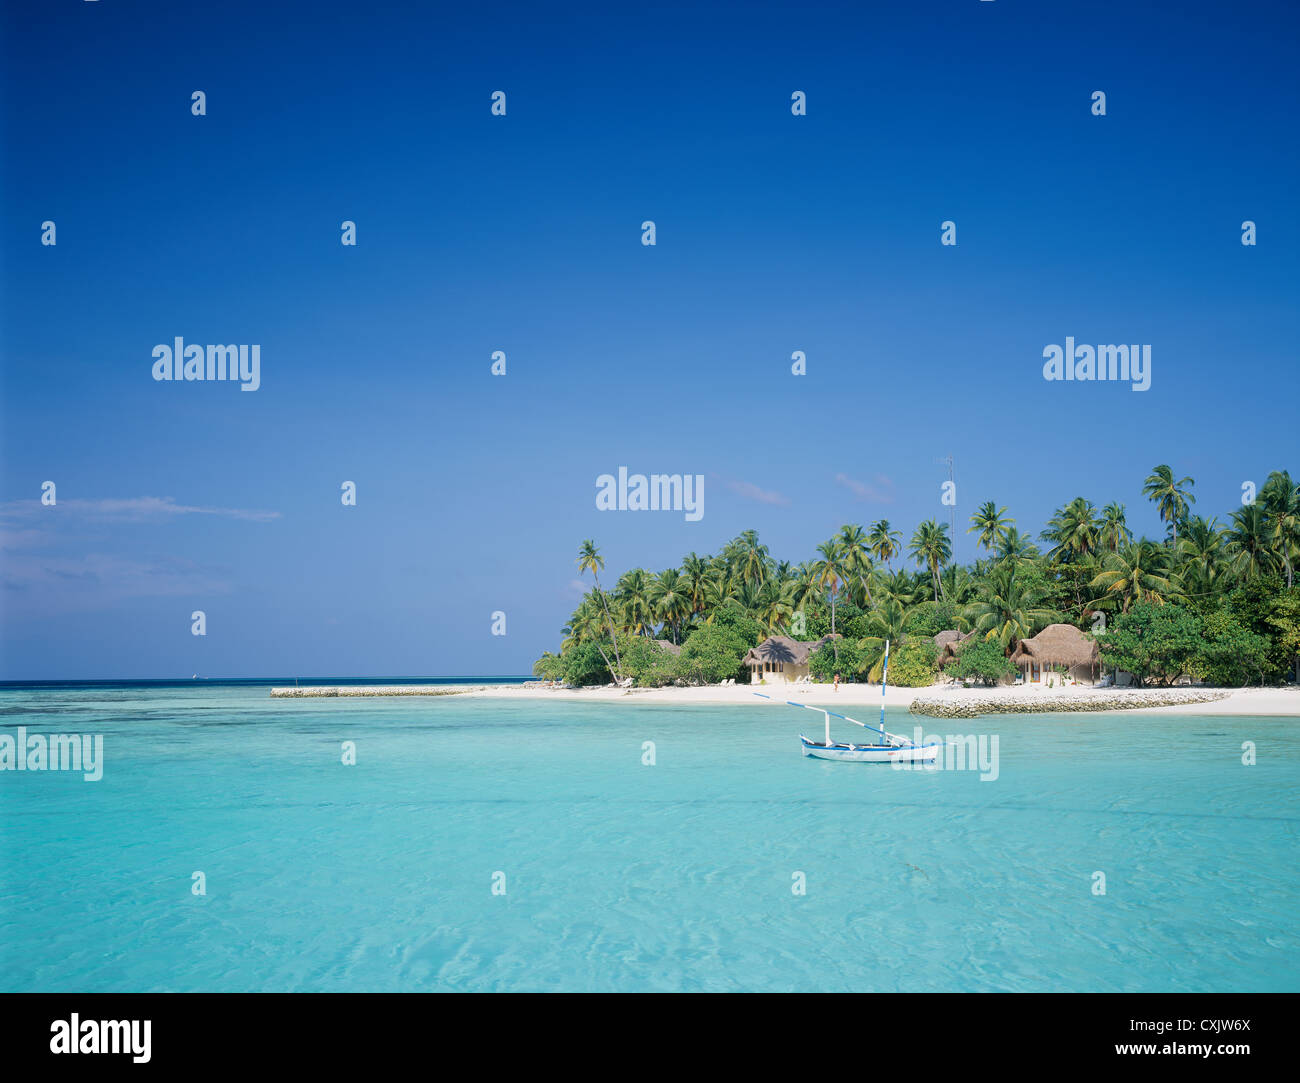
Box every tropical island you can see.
[531,466,1300,699]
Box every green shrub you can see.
[948,637,1015,686]
[809,638,865,681]
[1192,611,1271,686]
[710,601,764,649]
[903,601,958,639]
[560,642,614,686]
[679,624,749,684]
[884,641,939,687]
[1098,603,1202,686]
[614,634,681,687]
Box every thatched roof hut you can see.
[742,634,838,667]
[933,629,975,666]
[1010,624,1099,680]
[655,639,682,656]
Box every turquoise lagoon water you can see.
[1,683,1296,992]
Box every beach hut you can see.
[744,634,838,684]
[933,629,975,668]
[1009,624,1100,685]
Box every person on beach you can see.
[833,672,840,692]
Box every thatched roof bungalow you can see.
[743,634,839,684]
[933,629,975,667]
[1009,624,1099,685]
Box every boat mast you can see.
[880,639,890,742]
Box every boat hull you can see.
[800,735,940,763]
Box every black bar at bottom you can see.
[1,992,1294,1071]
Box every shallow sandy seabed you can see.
[461,682,1300,717]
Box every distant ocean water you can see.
[1,682,1296,992]
[0,676,529,690]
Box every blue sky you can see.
[2,0,1297,678]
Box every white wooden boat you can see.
[756,639,941,764]
[798,732,939,762]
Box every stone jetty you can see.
[270,685,484,698]
[909,688,1232,719]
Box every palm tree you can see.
[791,560,819,611]
[1043,497,1102,561]
[995,526,1040,564]
[1090,540,1178,612]
[755,578,798,635]
[1185,512,1222,574]
[1099,502,1132,553]
[1143,464,1196,546]
[867,520,902,567]
[562,596,618,679]
[679,553,711,617]
[561,597,601,649]
[1177,515,1225,600]
[731,529,770,587]
[731,578,764,618]
[615,568,655,636]
[577,540,621,678]
[1226,503,1273,581]
[909,519,952,601]
[648,568,690,644]
[858,597,909,681]
[968,502,1013,553]
[814,539,846,661]
[871,566,924,610]
[939,563,977,608]
[837,523,874,608]
[1261,470,1300,588]
[702,557,740,615]
[963,563,1054,651]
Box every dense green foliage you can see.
[560,641,615,686]
[949,638,1017,686]
[532,651,565,681]
[1195,611,1272,687]
[886,641,941,687]
[1099,601,1276,687]
[613,634,681,687]
[809,639,863,681]
[537,467,1300,688]
[1096,603,1205,686]
[677,624,749,685]
[903,601,959,638]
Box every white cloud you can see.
[723,478,789,506]
[834,473,895,503]
[1,496,282,522]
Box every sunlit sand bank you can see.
[460,682,1300,717]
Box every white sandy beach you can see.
[461,682,1300,717]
